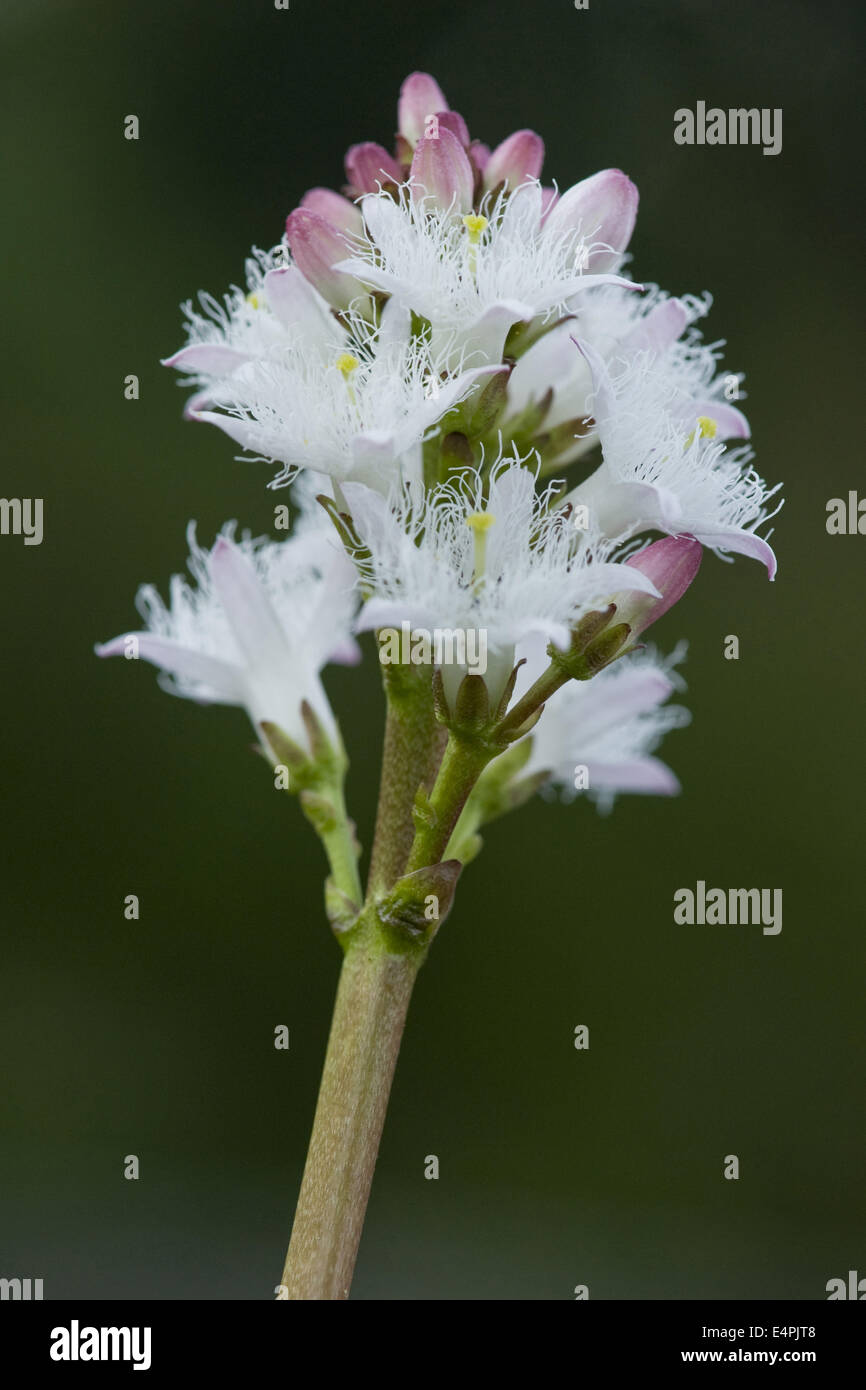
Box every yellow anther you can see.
[462,213,488,243]
[246,291,264,310]
[335,353,361,405]
[685,415,718,448]
[467,511,495,589]
[462,214,488,276]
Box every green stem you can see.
[263,717,363,909]
[281,670,498,1301]
[496,661,569,738]
[366,661,445,893]
[280,917,425,1299]
[405,733,495,873]
[444,741,541,863]
[442,794,484,865]
[304,775,362,907]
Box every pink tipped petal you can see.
[436,110,470,147]
[545,169,639,270]
[344,142,403,193]
[285,208,363,311]
[410,127,474,212]
[590,756,681,796]
[300,186,364,235]
[697,400,751,440]
[162,344,251,375]
[95,633,247,702]
[182,387,216,420]
[209,536,290,669]
[398,72,449,147]
[623,297,690,354]
[688,525,777,578]
[562,270,643,300]
[483,129,545,190]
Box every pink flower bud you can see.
[410,126,474,212]
[483,129,545,191]
[299,187,363,236]
[285,208,364,311]
[344,142,402,193]
[398,71,449,148]
[544,169,639,270]
[619,535,703,635]
[436,110,470,147]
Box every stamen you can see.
[462,214,488,275]
[466,511,495,589]
[336,353,361,405]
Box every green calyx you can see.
[540,604,636,684]
[503,313,575,360]
[432,661,531,749]
[423,368,512,486]
[260,706,347,794]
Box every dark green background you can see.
[1,0,862,1299]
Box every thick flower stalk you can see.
[97,70,782,1300]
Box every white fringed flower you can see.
[166,262,494,492]
[336,181,638,369]
[506,285,751,464]
[95,514,361,759]
[343,458,659,704]
[563,339,781,574]
[521,641,690,811]
[163,252,342,407]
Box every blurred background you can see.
[1,0,863,1299]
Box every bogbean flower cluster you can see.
[98,71,781,900]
